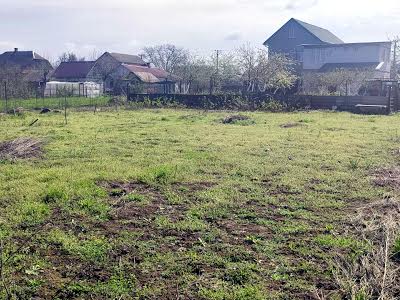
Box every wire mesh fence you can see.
[0,96,111,112]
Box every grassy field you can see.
[0,96,110,111]
[0,108,399,299]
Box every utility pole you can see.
[213,50,222,94]
[215,50,222,75]
[393,39,398,80]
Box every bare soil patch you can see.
[0,137,43,160]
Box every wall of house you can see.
[105,66,132,93]
[86,53,120,83]
[302,43,392,70]
[266,19,325,58]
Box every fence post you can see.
[64,95,68,125]
[4,81,8,113]
[127,83,130,102]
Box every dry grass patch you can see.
[0,137,43,160]
[280,122,302,128]
[332,198,400,300]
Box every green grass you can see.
[0,96,110,111]
[0,108,399,299]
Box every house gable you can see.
[87,52,147,83]
[264,18,343,58]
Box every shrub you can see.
[260,100,286,112]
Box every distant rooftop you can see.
[293,19,344,44]
[264,18,344,46]
[0,48,49,66]
[302,41,392,48]
[53,61,96,79]
[122,64,181,83]
[109,52,147,66]
[319,62,384,72]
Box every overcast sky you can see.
[0,0,399,62]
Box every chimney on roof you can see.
[14,48,18,52]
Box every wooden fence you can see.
[300,95,389,111]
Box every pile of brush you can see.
[0,137,43,160]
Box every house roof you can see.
[0,50,49,67]
[264,18,344,45]
[123,64,181,83]
[53,61,96,79]
[109,53,147,65]
[293,19,344,44]
[319,62,384,72]
[302,41,391,48]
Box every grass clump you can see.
[140,165,178,185]
[18,201,50,227]
[47,229,110,262]
[78,198,110,220]
[43,187,68,204]
[223,262,258,285]
[122,192,148,203]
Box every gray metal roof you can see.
[264,18,344,45]
[302,41,391,48]
[319,62,380,72]
[0,50,48,65]
[109,53,147,65]
[53,61,96,79]
[293,19,344,44]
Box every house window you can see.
[288,26,295,39]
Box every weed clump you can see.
[222,115,254,125]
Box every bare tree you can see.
[209,51,240,92]
[256,51,298,93]
[174,54,214,94]
[55,52,85,67]
[236,44,298,93]
[142,44,189,74]
[302,68,374,96]
[236,43,258,91]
